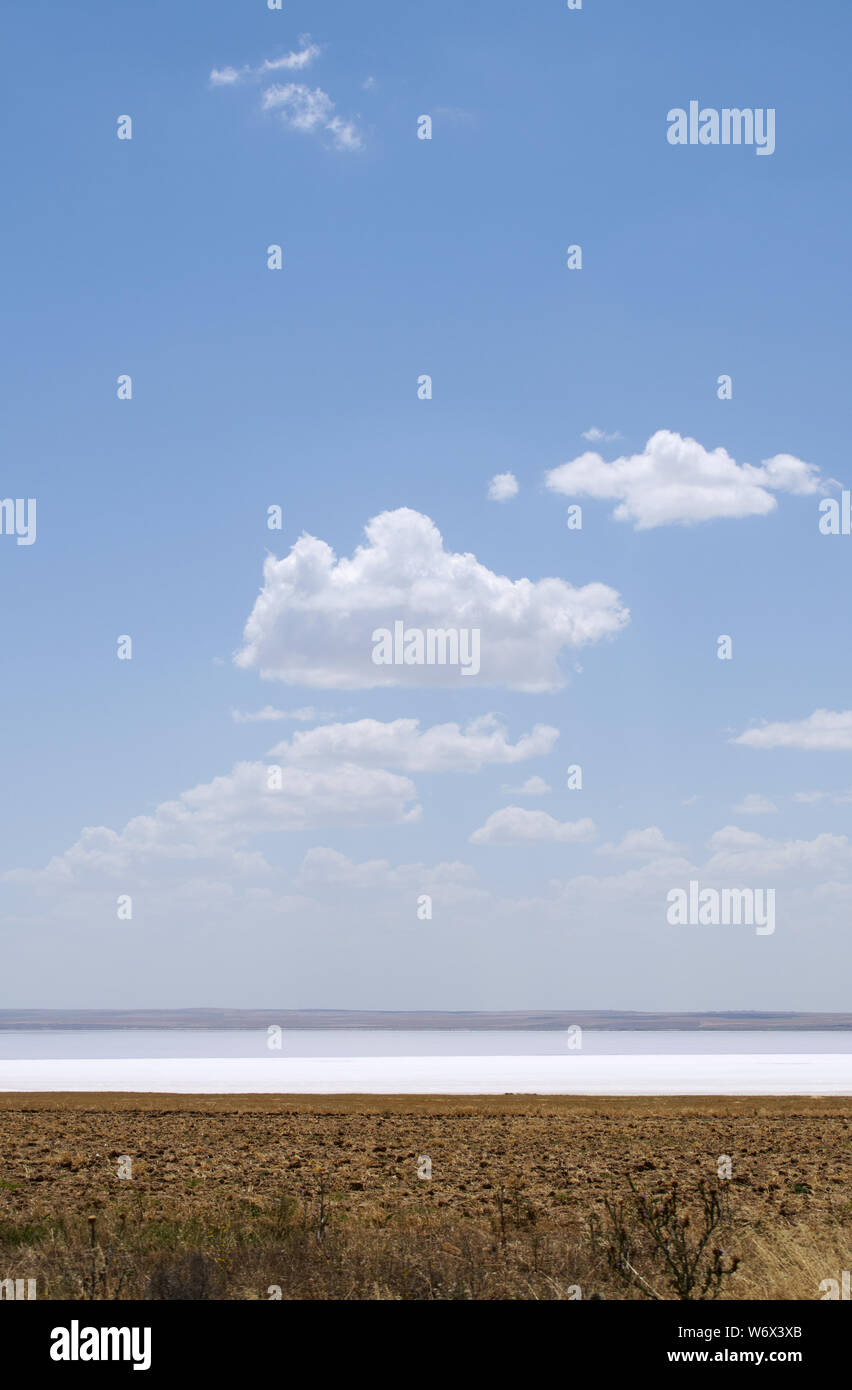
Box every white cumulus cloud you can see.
[705,826,850,877]
[296,848,483,904]
[544,430,821,529]
[469,807,596,845]
[268,716,558,772]
[597,826,681,858]
[733,710,852,752]
[7,762,420,888]
[234,508,629,691]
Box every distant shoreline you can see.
[1,1009,851,1031]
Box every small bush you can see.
[591,1177,740,1300]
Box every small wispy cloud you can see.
[210,38,363,151]
[231,705,339,724]
[210,38,321,87]
[262,84,362,149]
[581,427,622,443]
[794,788,852,805]
[470,807,596,845]
[434,106,476,124]
[732,793,778,815]
[499,775,551,796]
[597,826,681,858]
[262,42,321,74]
[263,82,332,128]
[487,472,519,502]
[210,66,244,87]
[325,114,363,151]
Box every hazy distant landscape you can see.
[3,1010,852,1031]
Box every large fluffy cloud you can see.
[544,430,821,529]
[235,508,629,690]
[733,709,852,751]
[267,715,558,772]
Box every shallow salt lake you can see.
[0,1030,849,1094]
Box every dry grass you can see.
[0,1094,849,1300]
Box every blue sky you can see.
[2,0,851,1009]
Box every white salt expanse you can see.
[0,1051,850,1094]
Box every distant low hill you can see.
[1,1009,851,1031]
